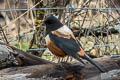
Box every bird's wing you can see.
[49,32,85,62]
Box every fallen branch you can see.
[0,42,52,69]
[0,56,120,80]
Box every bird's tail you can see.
[81,54,104,72]
[75,39,104,72]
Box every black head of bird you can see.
[44,16,104,73]
[44,16,63,35]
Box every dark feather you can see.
[49,32,85,63]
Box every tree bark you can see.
[0,42,120,80]
[0,42,52,69]
[0,56,120,80]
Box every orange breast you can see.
[47,40,67,57]
[45,35,67,57]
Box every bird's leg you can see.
[70,57,73,62]
[60,57,64,62]
[65,56,70,62]
[57,56,61,63]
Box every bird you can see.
[44,15,104,72]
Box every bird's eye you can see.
[45,20,52,24]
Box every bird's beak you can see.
[82,54,104,73]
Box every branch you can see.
[71,26,119,37]
[0,56,120,80]
[0,42,52,69]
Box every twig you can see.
[3,0,42,29]
[0,25,9,44]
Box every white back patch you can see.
[56,25,73,35]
